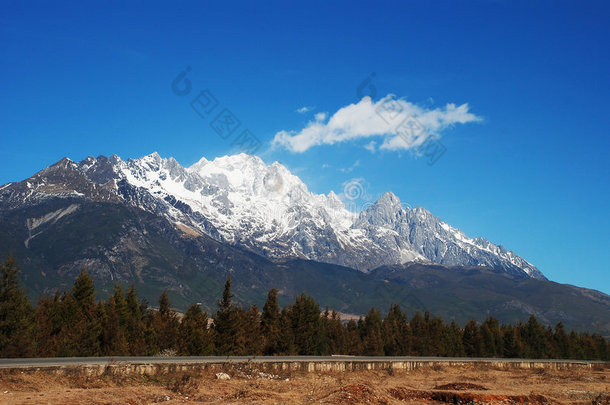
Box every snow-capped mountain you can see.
[0,152,545,279]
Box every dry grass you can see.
[0,364,608,404]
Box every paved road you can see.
[0,356,605,368]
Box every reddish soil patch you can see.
[321,384,390,404]
[389,387,549,404]
[433,382,488,390]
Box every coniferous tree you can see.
[345,319,363,355]
[591,334,609,361]
[410,311,427,356]
[326,310,348,355]
[33,295,58,357]
[139,297,158,355]
[502,325,522,358]
[362,308,384,356]
[579,333,598,360]
[0,257,34,357]
[568,330,584,360]
[481,316,503,357]
[261,288,281,355]
[399,318,413,356]
[463,320,483,357]
[278,307,296,355]
[443,320,465,357]
[213,277,246,355]
[289,292,324,355]
[153,290,179,352]
[426,313,445,356]
[125,284,147,355]
[382,304,406,356]
[54,293,88,356]
[63,270,101,356]
[243,305,262,355]
[112,284,130,331]
[522,315,547,358]
[552,322,570,359]
[178,304,214,355]
[99,299,129,355]
[72,269,96,309]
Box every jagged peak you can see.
[328,190,341,201]
[46,157,77,171]
[108,154,122,163]
[376,191,401,206]
[188,156,209,172]
[363,191,404,216]
[56,156,73,164]
[144,151,162,161]
[413,206,433,216]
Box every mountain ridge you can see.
[0,152,544,279]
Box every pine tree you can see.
[326,310,348,355]
[261,288,281,355]
[410,311,427,356]
[278,307,296,355]
[382,304,406,356]
[442,320,464,357]
[178,304,214,355]
[345,319,363,355]
[289,292,324,355]
[59,269,101,356]
[462,320,483,357]
[125,283,147,355]
[112,284,130,331]
[72,269,96,310]
[153,290,179,352]
[502,324,522,358]
[426,313,445,356]
[33,295,58,357]
[362,308,384,356]
[591,334,608,361]
[481,316,502,357]
[100,299,129,355]
[243,305,262,355]
[0,256,34,357]
[567,330,583,359]
[213,277,246,355]
[139,297,158,356]
[552,322,570,359]
[54,292,101,356]
[522,315,547,358]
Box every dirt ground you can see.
[0,364,608,404]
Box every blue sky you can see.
[1,1,609,293]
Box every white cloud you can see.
[273,95,481,153]
[364,141,377,153]
[314,112,327,121]
[296,106,313,114]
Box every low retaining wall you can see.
[2,358,607,377]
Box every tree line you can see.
[0,257,608,359]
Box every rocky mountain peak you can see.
[0,152,546,279]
